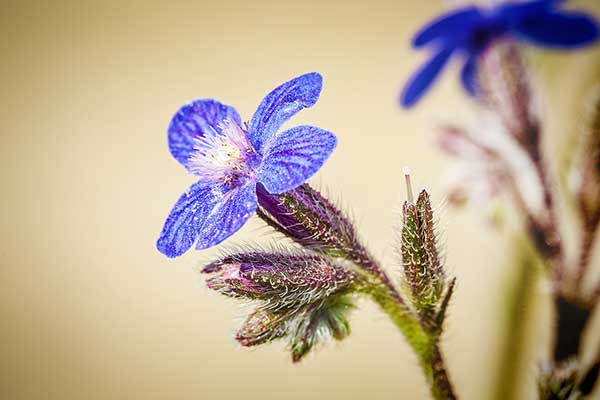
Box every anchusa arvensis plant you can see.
[157,1,600,399]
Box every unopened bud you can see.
[400,178,449,330]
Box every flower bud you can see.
[402,190,445,310]
[256,184,377,273]
[204,251,358,310]
[203,250,359,362]
[400,178,453,331]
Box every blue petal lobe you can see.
[168,99,242,171]
[157,182,223,257]
[195,182,257,250]
[513,11,599,48]
[413,7,482,48]
[460,55,478,96]
[401,47,455,108]
[157,181,257,257]
[248,73,322,153]
[257,125,336,194]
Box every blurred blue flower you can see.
[157,73,336,257]
[400,0,600,107]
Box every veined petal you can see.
[157,182,223,257]
[195,182,258,249]
[412,6,483,48]
[157,182,257,257]
[401,46,455,108]
[257,126,336,194]
[168,99,242,171]
[248,73,322,153]
[460,55,478,96]
[513,11,599,48]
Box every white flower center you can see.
[188,119,256,184]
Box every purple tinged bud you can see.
[203,250,358,361]
[203,251,359,310]
[236,308,290,347]
[256,183,378,274]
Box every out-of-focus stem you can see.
[530,148,564,281]
[579,349,600,395]
[575,223,598,290]
[591,280,600,304]
[492,238,539,400]
[553,295,593,363]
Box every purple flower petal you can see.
[401,46,454,108]
[195,182,257,249]
[248,73,322,153]
[157,182,224,258]
[157,181,257,257]
[513,10,599,48]
[412,7,482,48]
[168,99,242,171]
[460,55,478,96]
[257,125,336,194]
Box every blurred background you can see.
[2,0,600,399]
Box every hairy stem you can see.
[362,279,457,400]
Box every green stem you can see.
[361,279,457,400]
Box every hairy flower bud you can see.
[288,296,353,362]
[203,250,359,362]
[402,191,444,304]
[236,308,291,347]
[204,251,358,310]
[234,295,354,363]
[400,186,452,331]
[256,183,377,274]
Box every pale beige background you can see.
[2,1,600,399]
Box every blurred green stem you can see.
[493,238,540,400]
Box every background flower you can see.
[401,0,600,107]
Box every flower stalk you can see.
[256,178,457,399]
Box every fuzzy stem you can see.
[361,280,457,400]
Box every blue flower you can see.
[400,0,600,107]
[157,73,337,258]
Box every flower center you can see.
[188,119,259,185]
